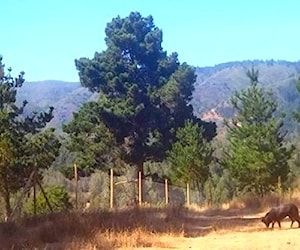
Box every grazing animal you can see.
[261,203,300,228]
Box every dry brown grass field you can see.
[1,196,300,249]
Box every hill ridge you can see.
[15,60,300,132]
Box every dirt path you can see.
[132,211,300,250]
[174,228,299,250]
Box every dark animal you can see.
[261,203,300,228]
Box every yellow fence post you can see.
[74,163,78,209]
[138,171,142,206]
[33,166,37,216]
[165,179,169,205]
[110,169,114,209]
[186,182,190,206]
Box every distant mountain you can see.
[15,60,300,134]
[16,80,97,131]
[192,60,300,132]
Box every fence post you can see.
[33,165,37,216]
[186,182,190,206]
[138,171,142,206]
[74,163,78,209]
[165,179,169,205]
[110,169,114,209]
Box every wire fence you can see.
[66,169,205,210]
[2,167,206,221]
[4,167,295,221]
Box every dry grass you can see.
[1,195,300,249]
[0,205,186,249]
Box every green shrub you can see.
[204,169,235,206]
[24,186,72,215]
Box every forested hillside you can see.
[192,60,300,127]
[17,60,300,132]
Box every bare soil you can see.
[132,210,300,250]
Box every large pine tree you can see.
[222,68,294,196]
[65,12,216,176]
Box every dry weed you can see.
[0,205,186,249]
[1,196,300,249]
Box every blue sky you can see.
[1,0,300,81]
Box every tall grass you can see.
[1,192,300,249]
[0,205,186,249]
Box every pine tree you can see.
[222,68,294,196]
[65,12,216,177]
[0,57,60,218]
[167,120,214,191]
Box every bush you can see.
[204,169,235,206]
[88,170,110,209]
[24,186,72,215]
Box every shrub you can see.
[89,170,110,209]
[24,186,72,215]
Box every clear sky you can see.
[1,0,300,82]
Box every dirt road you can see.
[133,211,300,250]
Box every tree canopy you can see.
[66,12,216,176]
[0,57,60,218]
[63,101,117,175]
[222,68,294,196]
[167,120,214,190]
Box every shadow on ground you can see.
[183,207,263,237]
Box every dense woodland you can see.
[1,11,300,220]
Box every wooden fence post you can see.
[186,183,190,206]
[33,166,37,216]
[138,171,142,206]
[110,169,114,209]
[165,179,169,205]
[74,163,78,209]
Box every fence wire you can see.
[66,174,205,209]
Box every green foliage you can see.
[204,167,235,205]
[67,12,216,176]
[222,68,294,196]
[24,128,61,171]
[144,161,172,182]
[63,102,117,176]
[24,186,72,215]
[0,57,59,218]
[167,120,214,190]
[0,58,27,193]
